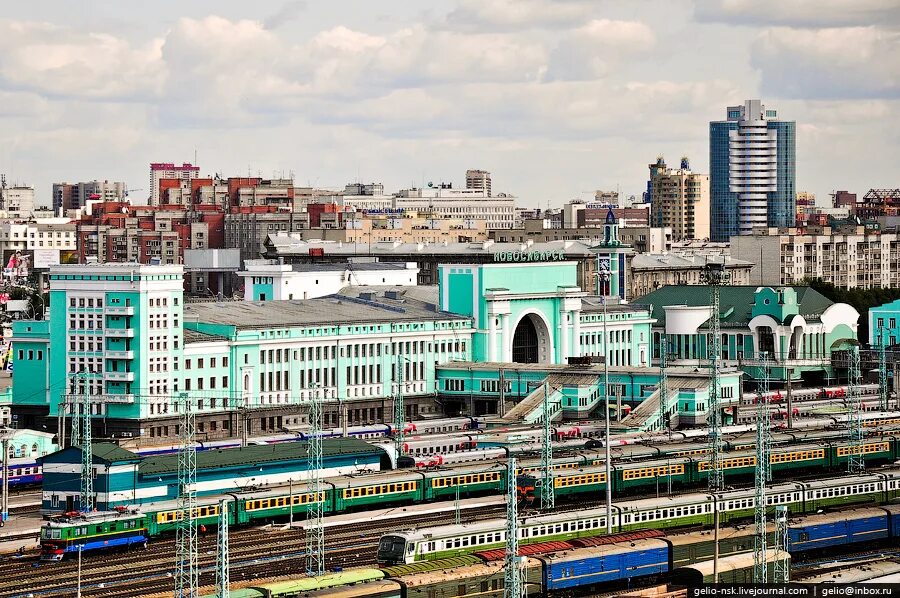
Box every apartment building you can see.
[647,157,710,241]
[731,226,900,289]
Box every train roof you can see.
[803,472,884,490]
[616,491,712,513]
[793,507,887,525]
[421,463,507,477]
[665,524,761,546]
[536,538,669,562]
[44,508,144,527]
[252,569,386,595]
[674,550,779,577]
[300,580,402,597]
[395,561,507,586]
[139,438,383,476]
[380,556,482,577]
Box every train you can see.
[201,504,900,598]
[376,470,900,564]
[39,432,900,561]
[740,383,881,405]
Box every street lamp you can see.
[594,264,613,535]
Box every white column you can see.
[500,314,511,362]
[488,313,497,362]
[559,310,569,363]
[572,310,582,358]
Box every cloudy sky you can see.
[1,0,898,207]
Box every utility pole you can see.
[216,498,230,598]
[79,370,93,513]
[0,431,10,526]
[306,388,325,577]
[878,324,889,411]
[773,505,790,583]
[175,392,198,598]
[847,346,865,474]
[658,335,669,433]
[595,263,613,535]
[393,353,405,461]
[540,380,554,511]
[754,352,773,583]
[504,456,522,598]
[701,259,728,583]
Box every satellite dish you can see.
[427,181,433,188]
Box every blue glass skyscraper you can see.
[709,99,795,242]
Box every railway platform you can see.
[0,511,43,554]
[288,495,504,531]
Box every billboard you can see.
[32,249,61,269]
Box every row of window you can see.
[622,464,685,481]
[246,493,323,511]
[343,482,415,498]
[156,505,221,523]
[432,473,501,488]
[184,356,228,370]
[555,473,606,488]
[837,443,890,457]
[698,456,756,471]
[770,449,824,463]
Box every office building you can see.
[629,253,752,299]
[0,183,35,216]
[648,156,710,241]
[239,260,418,301]
[53,181,126,213]
[710,99,796,241]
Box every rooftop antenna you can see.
[77,370,93,512]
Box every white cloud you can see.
[445,0,596,31]
[547,19,656,80]
[0,19,163,100]
[694,0,900,28]
[751,27,900,99]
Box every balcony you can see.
[98,393,135,404]
[105,306,135,316]
[103,370,135,382]
[106,350,135,360]
[105,328,135,338]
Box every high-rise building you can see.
[465,169,491,197]
[0,180,35,215]
[150,162,200,205]
[53,180,126,213]
[648,156,710,241]
[709,99,795,241]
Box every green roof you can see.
[253,569,385,594]
[632,285,834,327]
[381,555,482,577]
[39,443,140,465]
[138,437,381,476]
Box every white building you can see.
[239,260,419,301]
[0,185,35,216]
[394,187,516,229]
[465,169,491,196]
[0,220,77,260]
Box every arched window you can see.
[31,443,38,457]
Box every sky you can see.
[1,0,898,208]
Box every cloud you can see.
[0,19,163,100]
[263,1,307,30]
[547,19,656,80]
[751,26,900,99]
[445,0,596,31]
[694,0,900,28]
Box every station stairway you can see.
[610,387,675,433]
[500,382,564,425]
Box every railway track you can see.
[0,505,508,598]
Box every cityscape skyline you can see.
[0,1,897,207]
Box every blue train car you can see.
[884,505,900,538]
[789,507,889,552]
[8,459,42,486]
[536,538,670,591]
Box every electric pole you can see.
[701,259,728,583]
[175,392,198,598]
[216,498,230,598]
[658,335,669,433]
[847,345,865,474]
[79,370,93,513]
[878,324,888,411]
[754,352,773,583]
[540,381,554,511]
[393,353,405,461]
[773,505,790,583]
[306,388,325,577]
[504,456,523,598]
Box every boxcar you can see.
[670,550,781,585]
[394,560,542,597]
[788,507,889,552]
[249,569,387,597]
[536,539,670,591]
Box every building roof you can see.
[40,442,141,465]
[630,253,753,271]
[138,437,382,476]
[631,285,834,326]
[183,328,229,344]
[242,260,414,273]
[184,285,463,329]
[264,235,600,257]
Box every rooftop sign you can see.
[493,250,567,262]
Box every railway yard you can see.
[2,381,900,597]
